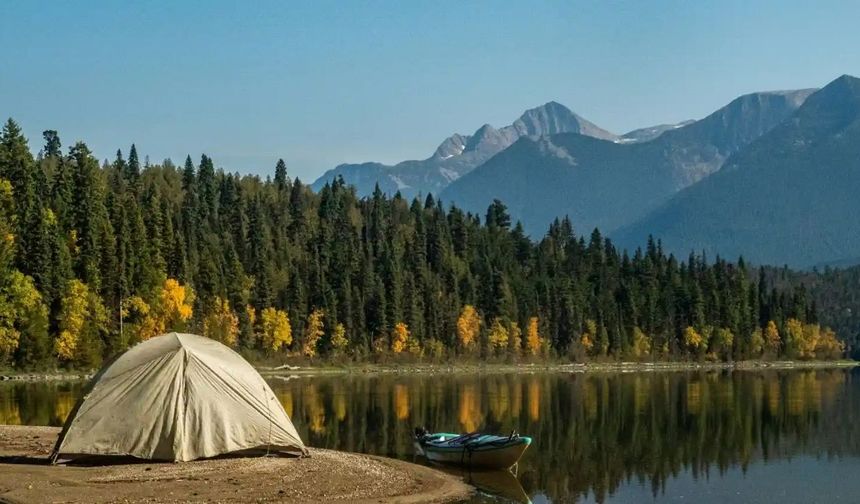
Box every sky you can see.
[2,0,859,183]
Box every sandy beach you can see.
[0,426,471,504]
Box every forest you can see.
[0,118,850,369]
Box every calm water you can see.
[2,369,860,503]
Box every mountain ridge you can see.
[613,75,860,267]
[311,101,614,199]
[440,87,815,235]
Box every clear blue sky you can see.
[2,0,858,182]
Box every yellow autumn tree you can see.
[797,322,821,359]
[684,326,706,354]
[0,181,49,362]
[816,327,844,360]
[122,296,157,344]
[202,297,239,347]
[55,280,108,364]
[0,271,44,359]
[246,305,257,327]
[0,313,21,360]
[749,327,765,357]
[785,318,804,357]
[124,278,195,345]
[159,278,194,330]
[260,307,291,352]
[764,320,781,356]
[581,319,597,354]
[526,316,542,356]
[303,309,325,357]
[54,284,87,362]
[487,318,509,354]
[330,322,348,355]
[457,305,481,351]
[631,326,651,359]
[391,322,410,353]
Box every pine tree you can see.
[197,154,217,219]
[42,130,62,158]
[0,118,844,368]
[274,159,288,191]
[248,196,273,310]
[126,144,141,191]
[0,119,37,274]
[486,199,511,230]
[69,142,110,291]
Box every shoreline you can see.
[0,426,472,504]
[258,359,858,377]
[1,359,856,382]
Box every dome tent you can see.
[52,332,306,462]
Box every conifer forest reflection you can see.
[3,369,859,503]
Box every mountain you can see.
[511,101,616,140]
[618,120,695,143]
[613,75,860,268]
[440,88,814,235]
[310,102,616,199]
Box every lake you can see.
[2,368,859,503]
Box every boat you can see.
[414,428,532,470]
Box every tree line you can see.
[763,264,860,359]
[0,118,845,369]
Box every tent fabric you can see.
[52,332,306,462]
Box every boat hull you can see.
[416,434,531,470]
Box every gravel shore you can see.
[0,426,471,504]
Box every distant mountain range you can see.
[615,75,860,267]
[311,101,617,199]
[311,75,860,268]
[441,88,814,234]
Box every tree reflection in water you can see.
[2,369,858,503]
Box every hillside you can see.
[614,75,860,267]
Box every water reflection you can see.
[0,381,80,427]
[2,369,859,503]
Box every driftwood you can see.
[271,364,301,371]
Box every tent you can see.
[52,332,307,462]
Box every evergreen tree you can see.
[274,158,288,191]
[126,144,141,191]
[0,118,845,368]
[42,130,62,158]
[69,142,110,290]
